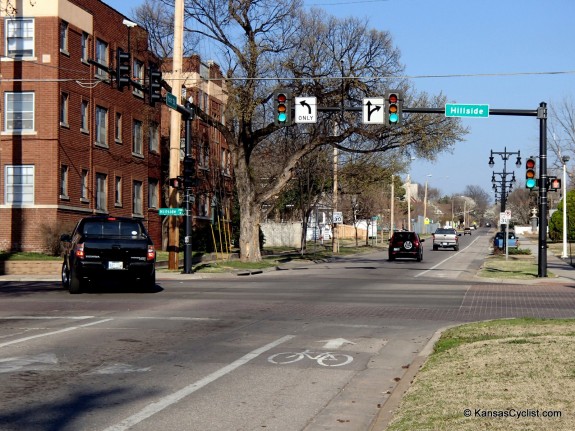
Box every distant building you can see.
[0,0,162,251]
[161,56,233,232]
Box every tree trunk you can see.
[235,147,262,262]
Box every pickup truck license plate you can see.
[108,261,123,270]
[442,242,448,246]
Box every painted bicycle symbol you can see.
[268,349,353,367]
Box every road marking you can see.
[102,335,295,431]
[0,319,113,348]
[318,338,355,349]
[85,363,151,375]
[0,353,58,373]
[0,316,95,320]
[415,236,482,278]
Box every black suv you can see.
[388,231,425,261]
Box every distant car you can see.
[432,228,461,251]
[464,227,472,235]
[388,231,424,261]
[493,231,518,249]
[485,222,491,227]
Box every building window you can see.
[60,92,69,127]
[149,122,159,153]
[132,119,143,156]
[115,112,122,143]
[5,92,34,132]
[96,173,107,212]
[81,169,89,201]
[95,39,108,79]
[60,165,69,198]
[95,106,108,146]
[115,176,122,207]
[60,20,68,54]
[133,180,143,216]
[5,18,34,58]
[81,32,89,62]
[148,179,158,209]
[133,59,144,98]
[81,100,89,132]
[5,165,34,204]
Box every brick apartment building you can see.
[0,0,163,252]
[162,56,233,233]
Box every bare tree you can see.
[152,0,467,261]
[549,97,575,185]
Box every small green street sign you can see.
[159,207,185,216]
[166,92,177,110]
[445,103,489,118]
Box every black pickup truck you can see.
[60,216,156,294]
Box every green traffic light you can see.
[278,112,287,122]
[389,113,398,123]
[526,178,536,189]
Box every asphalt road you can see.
[1,229,574,431]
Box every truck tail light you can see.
[75,243,85,260]
[147,245,156,261]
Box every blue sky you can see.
[104,0,575,199]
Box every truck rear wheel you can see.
[69,268,84,294]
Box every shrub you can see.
[40,222,76,256]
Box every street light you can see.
[562,155,570,258]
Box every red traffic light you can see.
[525,158,536,169]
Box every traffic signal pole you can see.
[178,102,195,274]
[538,102,548,277]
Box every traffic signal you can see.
[385,90,402,126]
[274,89,291,127]
[549,177,561,191]
[525,157,537,189]
[116,48,131,91]
[169,177,183,189]
[148,64,163,106]
[183,156,196,188]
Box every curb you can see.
[369,325,453,431]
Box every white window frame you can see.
[5,18,34,58]
[81,32,89,63]
[81,100,89,133]
[115,176,122,207]
[96,173,107,212]
[5,92,34,132]
[148,178,158,209]
[81,169,89,202]
[95,106,108,146]
[149,121,159,153]
[60,92,69,127]
[133,180,143,216]
[115,112,122,143]
[95,38,109,79]
[60,165,69,199]
[132,119,143,156]
[5,165,34,204]
[60,20,69,54]
[133,59,144,98]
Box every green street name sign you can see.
[166,92,177,110]
[445,103,489,118]
[159,207,185,216]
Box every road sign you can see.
[295,97,317,123]
[333,211,343,224]
[499,211,509,225]
[166,92,177,110]
[159,207,185,216]
[363,98,384,124]
[445,103,489,118]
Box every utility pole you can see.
[390,175,394,239]
[167,0,185,270]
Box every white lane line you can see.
[0,316,95,320]
[415,236,482,278]
[0,319,113,348]
[102,334,296,431]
